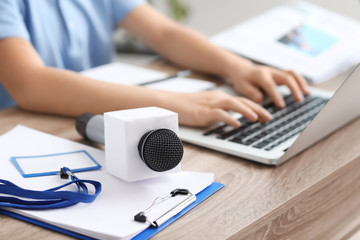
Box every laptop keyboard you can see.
[203,95,329,151]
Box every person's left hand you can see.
[226,61,311,108]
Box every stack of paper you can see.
[212,1,360,83]
[81,62,216,92]
[0,126,217,239]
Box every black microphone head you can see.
[138,129,183,172]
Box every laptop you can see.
[179,64,360,165]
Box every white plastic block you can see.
[104,107,181,182]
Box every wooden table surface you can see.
[1,61,360,240]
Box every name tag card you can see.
[11,150,101,178]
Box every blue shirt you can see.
[0,0,145,109]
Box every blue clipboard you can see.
[0,182,224,240]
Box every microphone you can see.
[76,113,105,145]
[76,113,183,173]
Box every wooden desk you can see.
[1,62,360,240]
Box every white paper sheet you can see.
[212,1,360,83]
[81,62,215,92]
[0,125,214,240]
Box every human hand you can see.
[227,62,311,108]
[161,90,272,128]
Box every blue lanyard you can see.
[0,167,102,210]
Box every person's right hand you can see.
[161,90,273,128]
[225,61,311,108]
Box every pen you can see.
[139,69,192,86]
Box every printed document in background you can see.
[212,1,360,83]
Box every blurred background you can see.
[115,0,360,65]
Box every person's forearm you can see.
[0,37,172,118]
[7,66,167,117]
[150,25,253,79]
[122,4,253,80]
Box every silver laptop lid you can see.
[277,64,360,165]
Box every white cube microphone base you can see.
[104,107,182,182]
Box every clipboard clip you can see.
[134,188,196,228]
